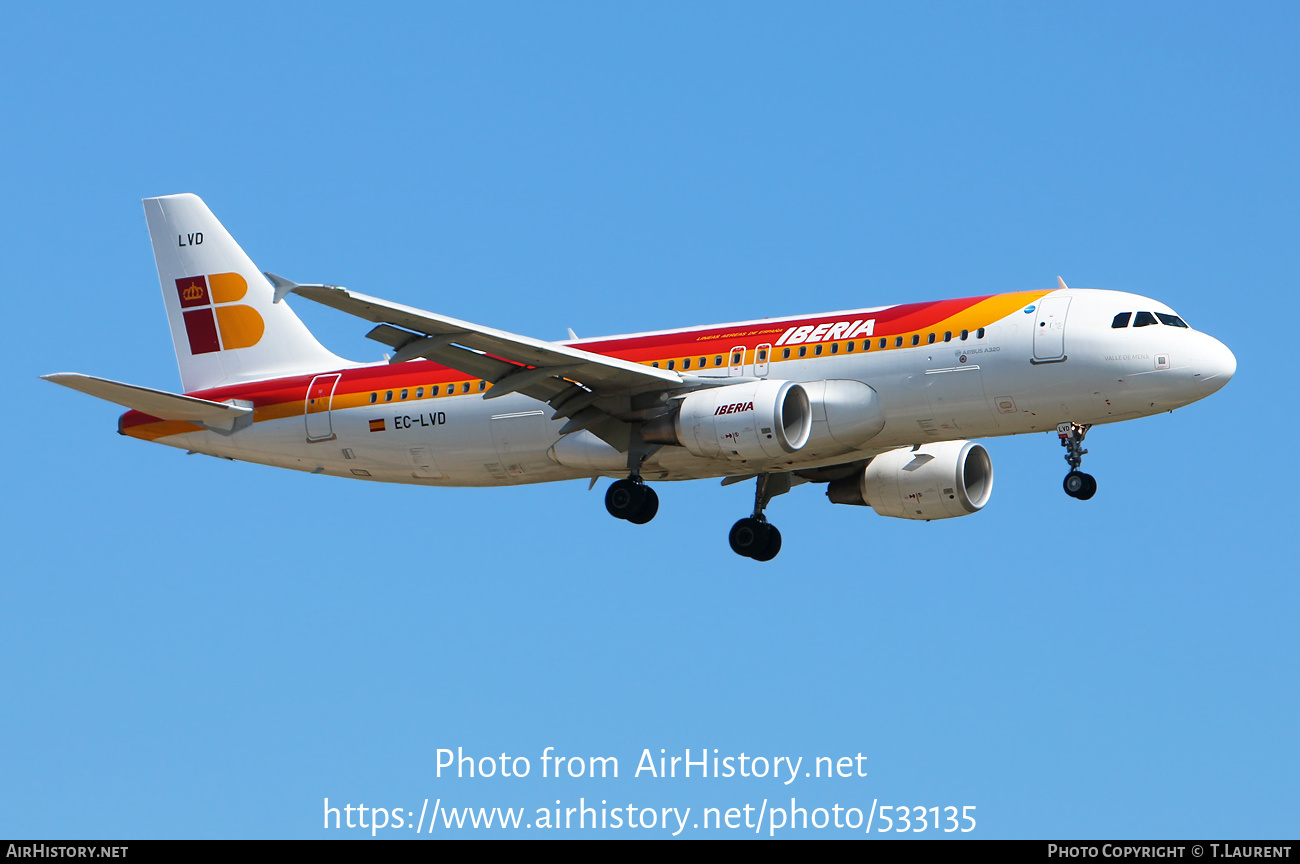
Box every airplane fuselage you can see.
[119,286,1235,486]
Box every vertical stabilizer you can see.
[143,194,349,393]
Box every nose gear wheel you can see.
[1058,422,1098,500]
[1063,470,1097,500]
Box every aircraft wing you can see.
[270,276,695,444]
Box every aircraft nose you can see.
[1197,335,1236,392]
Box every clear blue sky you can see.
[2,2,1296,839]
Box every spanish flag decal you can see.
[175,274,265,355]
[369,419,386,433]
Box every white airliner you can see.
[45,194,1236,560]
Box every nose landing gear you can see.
[1058,421,1097,500]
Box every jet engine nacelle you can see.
[827,440,993,520]
[644,379,812,462]
[798,379,886,456]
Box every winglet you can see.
[1057,276,1070,291]
[264,272,301,304]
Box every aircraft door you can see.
[1032,296,1071,362]
[754,343,772,377]
[728,345,747,377]
[305,373,341,442]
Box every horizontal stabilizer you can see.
[43,373,253,431]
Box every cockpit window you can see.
[1156,313,1189,328]
[1112,312,1132,328]
[1133,311,1159,327]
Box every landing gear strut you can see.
[729,473,789,561]
[605,477,659,524]
[1058,421,1097,500]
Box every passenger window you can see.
[400,389,408,400]
[847,341,855,352]
[385,390,393,402]
[927,333,936,344]
[911,335,920,346]
[1134,311,1158,327]
[682,358,691,369]
[960,330,969,340]
[798,346,807,357]
[814,345,823,356]
[478,380,486,391]
[715,356,723,366]
[782,348,791,359]
[732,351,742,365]
[652,361,660,368]
[879,338,887,349]
[462,382,470,393]
[416,387,424,398]
[830,342,839,354]
[699,357,707,367]
[894,337,903,348]
[1112,312,1132,328]
[944,331,952,342]
[431,386,440,396]
[1156,313,1189,328]
[369,392,377,404]
[667,360,675,370]
[977,327,986,339]
[757,349,767,361]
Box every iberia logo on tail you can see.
[175,273,264,354]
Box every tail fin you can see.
[143,194,349,392]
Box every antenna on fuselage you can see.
[1057,276,1070,291]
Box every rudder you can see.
[143,194,348,392]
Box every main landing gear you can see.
[605,435,660,525]
[1058,421,1097,500]
[729,473,790,562]
[605,477,659,524]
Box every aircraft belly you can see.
[172,402,574,487]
